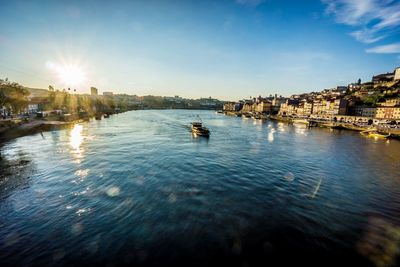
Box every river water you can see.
[0,110,399,266]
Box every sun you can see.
[47,61,86,88]
[56,64,86,88]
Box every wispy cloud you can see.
[236,0,266,7]
[350,29,386,44]
[322,0,400,44]
[366,43,400,54]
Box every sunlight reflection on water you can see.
[268,128,275,142]
[70,124,83,150]
[69,124,85,163]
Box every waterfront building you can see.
[223,102,236,112]
[310,98,346,116]
[312,99,328,115]
[256,101,272,114]
[309,114,376,124]
[252,102,258,112]
[303,101,313,115]
[271,97,284,107]
[27,97,48,114]
[279,99,299,116]
[354,106,377,117]
[333,98,348,115]
[295,104,306,117]
[378,98,400,107]
[242,101,255,113]
[293,100,313,116]
[325,99,335,116]
[234,102,243,111]
[271,96,286,114]
[376,107,400,120]
[103,92,113,96]
[344,96,361,116]
[278,102,289,116]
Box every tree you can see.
[0,90,7,107]
[0,79,30,114]
[363,95,379,107]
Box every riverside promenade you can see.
[223,111,400,138]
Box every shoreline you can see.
[0,119,80,145]
[223,111,400,140]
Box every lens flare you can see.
[56,64,86,87]
[47,61,86,88]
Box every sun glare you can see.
[47,61,86,88]
[57,65,85,87]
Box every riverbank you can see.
[0,119,78,144]
[223,111,400,140]
[274,115,400,139]
[0,109,134,144]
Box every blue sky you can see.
[0,0,399,100]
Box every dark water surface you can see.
[1,110,400,266]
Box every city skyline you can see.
[1,0,400,100]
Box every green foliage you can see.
[363,95,378,106]
[0,90,6,107]
[362,85,374,91]
[43,90,119,115]
[0,78,30,113]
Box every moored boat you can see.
[243,113,251,118]
[360,129,390,139]
[292,119,309,125]
[252,114,263,120]
[330,124,346,130]
[368,132,391,139]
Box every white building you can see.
[394,67,400,81]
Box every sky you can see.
[0,0,399,100]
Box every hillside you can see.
[26,87,48,98]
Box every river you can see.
[0,110,399,266]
